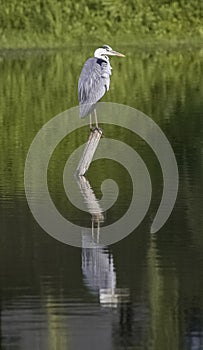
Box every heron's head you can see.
[94,45,125,59]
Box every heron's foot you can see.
[90,126,103,135]
[95,126,103,135]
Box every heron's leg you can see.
[94,109,103,134]
[92,219,94,238]
[89,114,92,129]
[97,220,100,243]
[94,109,98,129]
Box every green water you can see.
[0,46,203,349]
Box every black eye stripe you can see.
[102,45,110,51]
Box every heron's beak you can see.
[109,50,125,57]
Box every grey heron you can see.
[78,45,125,130]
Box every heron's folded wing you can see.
[78,58,109,117]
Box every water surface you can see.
[0,46,203,349]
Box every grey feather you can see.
[78,57,112,118]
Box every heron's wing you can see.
[78,58,111,118]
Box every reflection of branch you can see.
[76,174,104,224]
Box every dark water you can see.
[0,46,203,349]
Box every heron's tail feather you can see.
[79,102,96,118]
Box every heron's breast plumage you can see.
[78,57,112,117]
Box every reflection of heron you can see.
[76,175,129,306]
[78,45,125,129]
[82,234,129,307]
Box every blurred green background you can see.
[1,48,202,197]
[0,0,203,48]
